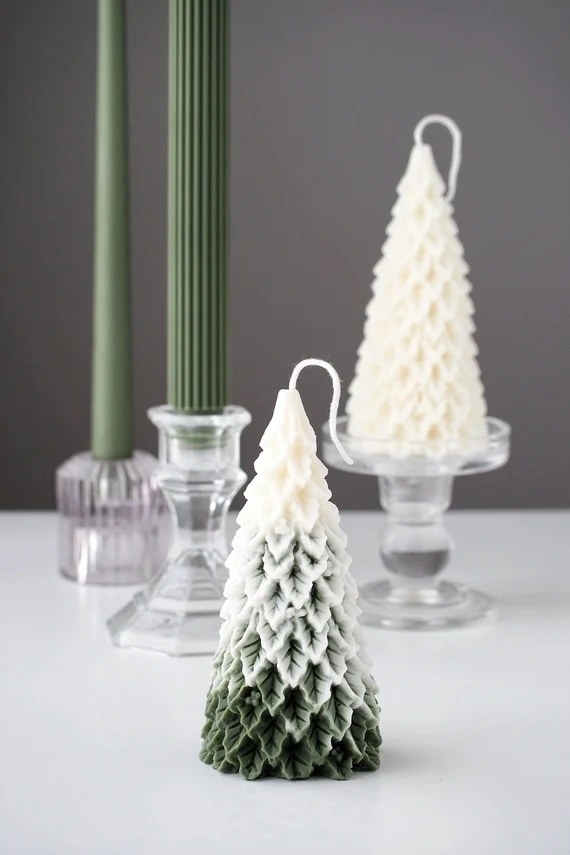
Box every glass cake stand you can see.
[322,417,511,630]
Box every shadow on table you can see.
[380,744,441,776]
[498,592,570,622]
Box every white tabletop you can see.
[1,511,569,855]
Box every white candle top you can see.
[238,388,331,534]
[238,359,351,533]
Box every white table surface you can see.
[1,511,569,855]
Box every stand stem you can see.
[379,474,453,586]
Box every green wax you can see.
[168,0,229,412]
[91,0,133,459]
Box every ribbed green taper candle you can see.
[91,0,133,459]
[168,0,229,412]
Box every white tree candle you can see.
[347,115,487,456]
[201,360,381,780]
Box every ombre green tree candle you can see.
[168,0,229,413]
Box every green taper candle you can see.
[91,0,133,459]
[168,0,229,412]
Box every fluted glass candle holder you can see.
[323,417,511,629]
[108,405,251,656]
[56,451,172,585]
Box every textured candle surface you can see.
[91,0,132,460]
[347,143,487,455]
[168,0,228,412]
[201,389,381,780]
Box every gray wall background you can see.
[1,0,569,510]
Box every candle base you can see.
[322,417,511,630]
[108,405,251,656]
[56,451,172,585]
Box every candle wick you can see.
[413,114,462,202]
[289,359,353,465]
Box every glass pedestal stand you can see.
[108,406,251,655]
[323,417,510,630]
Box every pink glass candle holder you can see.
[56,451,171,585]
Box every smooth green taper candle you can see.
[91,0,133,459]
[168,0,229,412]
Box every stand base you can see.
[358,579,495,630]
[108,555,224,656]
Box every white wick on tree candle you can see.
[347,115,487,456]
[201,359,381,780]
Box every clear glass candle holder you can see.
[56,451,172,585]
[108,405,251,656]
[322,417,511,629]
